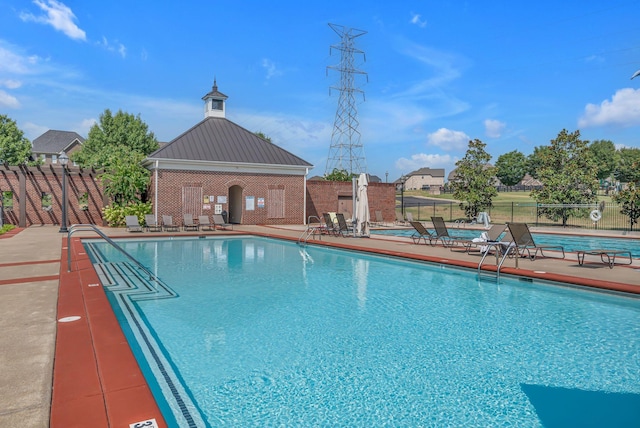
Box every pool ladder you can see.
[477,242,515,279]
[298,216,323,246]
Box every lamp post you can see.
[400,175,406,219]
[59,152,69,233]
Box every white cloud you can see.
[20,0,86,41]
[578,88,640,128]
[1,79,22,89]
[261,58,283,80]
[0,90,20,108]
[96,37,127,58]
[395,153,456,172]
[0,42,42,75]
[427,128,470,151]
[22,122,49,140]
[77,118,97,136]
[484,119,505,138]
[410,13,427,28]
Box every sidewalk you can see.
[0,226,62,428]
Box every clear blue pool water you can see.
[87,236,640,427]
[373,227,640,257]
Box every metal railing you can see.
[66,224,157,281]
[397,201,637,231]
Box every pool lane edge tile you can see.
[51,236,168,428]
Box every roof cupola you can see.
[202,78,228,118]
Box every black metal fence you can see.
[399,201,637,231]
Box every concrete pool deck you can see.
[0,224,638,427]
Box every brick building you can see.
[142,81,313,225]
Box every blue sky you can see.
[1,0,640,181]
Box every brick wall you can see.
[149,169,307,225]
[306,180,396,224]
[0,165,106,227]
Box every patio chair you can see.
[162,215,180,232]
[395,212,408,226]
[212,214,233,230]
[145,214,162,232]
[465,224,506,254]
[406,212,415,222]
[430,216,473,248]
[183,213,199,231]
[322,212,340,236]
[409,221,434,245]
[125,215,143,232]
[373,210,390,227]
[335,212,354,237]
[506,222,565,260]
[198,215,215,231]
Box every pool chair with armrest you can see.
[506,222,565,260]
[125,215,143,232]
[212,214,233,230]
[335,212,355,237]
[430,216,474,249]
[145,214,162,232]
[465,224,506,254]
[409,221,434,245]
[182,213,199,231]
[322,213,340,236]
[162,215,180,232]
[395,212,408,226]
[198,215,215,231]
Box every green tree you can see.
[526,145,551,179]
[451,139,497,219]
[589,139,616,181]
[254,131,272,143]
[531,129,598,226]
[495,150,527,187]
[0,115,32,165]
[613,182,640,231]
[614,147,640,184]
[324,168,356,182]
[73,109,158,168]
[100,150,150,205]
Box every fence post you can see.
[511,201,514,223]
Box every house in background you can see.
[142,81,313,225]
[401,168,445,193]
[31,130,84,165]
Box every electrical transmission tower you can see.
[325,23,368,176]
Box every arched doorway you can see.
[228,185,243,224]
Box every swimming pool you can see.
[86,236,640,427]
[373,227,640,257]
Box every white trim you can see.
[143,158,310,176]
[154,160,159,219]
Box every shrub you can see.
[0,224,16,235]
[102,202,152,227]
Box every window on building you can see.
[267,187,285,218]
[42,192,52,211]
[211,99,223,110]
[1,191,13,210]
[52,154,57,164]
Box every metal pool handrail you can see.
[66,224,156,280]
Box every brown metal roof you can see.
[148,117,312,167]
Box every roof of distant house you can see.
[147,117,312,167]
[32,130,85,154]
[409,167,445,178]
